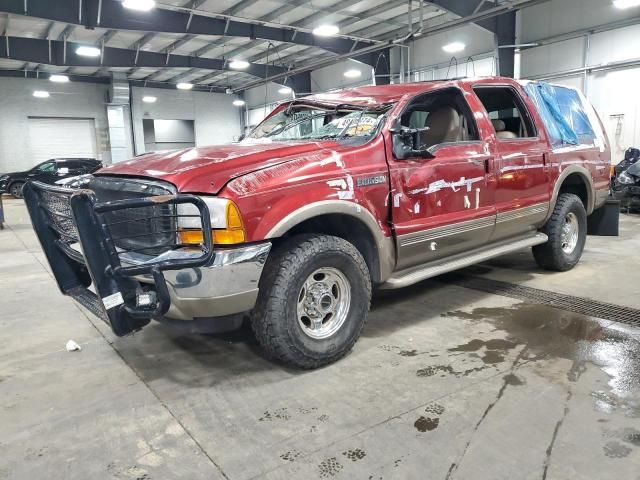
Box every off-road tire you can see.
[9,181,25,199]
[250,234,371,369]
[533,193,587,271]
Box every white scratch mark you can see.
[414,202,420,214]
[464,195,471,209]
[393,193,402,208]
[475,188,480,210]
[409,176,484,195]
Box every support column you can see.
[495,11,516,78]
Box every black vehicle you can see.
[0,158,102,198]
[612,160,640,211]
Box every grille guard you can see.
[23,180,214,336]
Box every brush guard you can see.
[23,181,214,336]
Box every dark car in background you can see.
[0,158,102,198]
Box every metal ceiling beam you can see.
[0,0,376,54]
[426,0,498,33]
[0,36,288,78]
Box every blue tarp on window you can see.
[523,82,596,148]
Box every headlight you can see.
[0,174,8,181]
[177,197,246,245]
[617,171,635,185]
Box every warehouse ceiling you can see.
[0,0,544,92]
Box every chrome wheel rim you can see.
[297,267,351,340]
[561,212,579,254]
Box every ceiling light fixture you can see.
[33,91,50,98]
[278,86,293,95]
[343,69,361,78]
[233,99,246,107]
[312,24,339,37]
[229,59,250,70]
[76,46,101,57]
[49,74,69,83]
[442,42,466,53]
[613,0,640,7]
[142,96,157,103]
[176,82,193,90]
[122,0,156,11]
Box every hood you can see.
[97,141,338,193]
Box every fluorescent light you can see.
[176,82,193,90]
[122,0,156,11]
[142,96,157,103]
[49,74,69,83]
[313,24,339,37]
[614,0,640,7]
[344,69,361,78]
[76,46,101,57]
[33,91,50,98]
[229,59,250,70]
[233,99,246,107]
[278,86,293,95]
[442,42,466,54]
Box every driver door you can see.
[387,87,497,270]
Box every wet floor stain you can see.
[424,403,446,415]
[279,450,301,462]
[342,448,366,462]
[318,457,343,477]
[603,441,632,458]
[259,408,290,421]
[416,364,486,378]
[503,373,525,386]
[414,416,439,432]
[444,302,640,399]
[399,349,419,357]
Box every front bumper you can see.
[23,180,269,336]
[120,243,270,320]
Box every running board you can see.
[379,232,548,290]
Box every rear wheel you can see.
[250,234,371,369]
[533,193,587,271]
[9,182,24,199]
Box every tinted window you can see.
[36,161,56,173]
[474,86,536,139]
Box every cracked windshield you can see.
[246,104,389,142]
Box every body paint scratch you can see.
[409,176,484,196]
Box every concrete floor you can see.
[1,196,640,480]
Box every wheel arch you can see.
[549,166,595,219]
[266,201,395,284]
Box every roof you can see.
[301,77,521,105]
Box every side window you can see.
[400,88,479,149]
[36,161,56,173]
[473,86,536,140]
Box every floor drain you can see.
[440,273,640,328]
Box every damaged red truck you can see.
[24,77,611,368]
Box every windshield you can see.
[245,103,391,142]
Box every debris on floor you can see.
[65,340,82,352]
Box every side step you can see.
[380,232,548,290]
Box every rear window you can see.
[523,82,597,147]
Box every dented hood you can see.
[97,141,334,193]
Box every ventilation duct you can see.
[109,73,130,104]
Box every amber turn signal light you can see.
[179,202,246,245]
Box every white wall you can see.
[130,86,243,154]
[519,0,640,160]
[0,77,110,173]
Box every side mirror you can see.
[390,120,435,160]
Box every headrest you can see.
[492,119,506,132]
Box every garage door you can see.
[27,117,98,164]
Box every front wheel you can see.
[250,234,371,369]
[533,193,587,271]
[9,182,25,199]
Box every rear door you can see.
[386,87,497,270]
[472,84,551,241]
